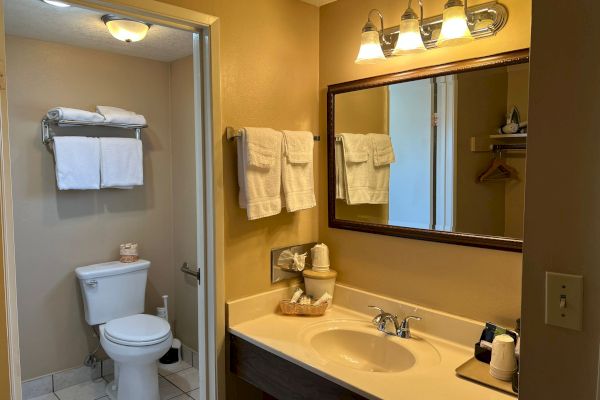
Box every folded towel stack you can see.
[237,127,316,220]
[46,106,147,126]
[47,107,105,123]
[336,132,396,205]
[96,106,147,126]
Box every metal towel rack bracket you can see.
[226,126,320,142]
[41,117,146,145]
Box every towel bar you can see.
[41,117,145,144]
[226,126,320,142]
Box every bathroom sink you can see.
[300,320,440,373]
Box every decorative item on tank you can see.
[119,242,139,263]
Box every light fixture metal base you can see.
[381,1,508,56]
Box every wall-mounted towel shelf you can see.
[226,126,320,142]
[41,117,146,145]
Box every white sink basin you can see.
[300,319,441,373]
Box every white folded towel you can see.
[338,133,371,204]
[99,138,143,189]
[282,130,316,212]
[96,106,147,126]
[366,133,395,204]
[47,107,105,123]
[237,127,283,220]
[53,137,101,190]
[336,133,395,205]
[371,133,396,166]
[334,140,346,200]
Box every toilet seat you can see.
[104,314,171,347]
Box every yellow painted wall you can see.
[319,0,531,327]
[335,87,389,224]
[158,0,320,301]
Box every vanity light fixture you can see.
[392,0,426,55]
[102,15,151,43]
[42,0,71,7]
[436,0,474,47]
[354,0,508,64]
[355,9,388,64]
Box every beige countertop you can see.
[227,284,516,400]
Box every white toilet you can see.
[76,260,172,400]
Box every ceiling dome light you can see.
[355,9,386,64]
[102,15,150,43]
[392,1,426,56]
[436,0,474,47]
[42,0,71,7]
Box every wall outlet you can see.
[545,272,583,331]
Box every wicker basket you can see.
[279,300,328,316]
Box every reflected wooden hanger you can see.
[478,150,518,183]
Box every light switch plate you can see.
[545,272,583,331]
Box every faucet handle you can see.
[368,305,386,326]
[398,315,422,338]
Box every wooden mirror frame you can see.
[327,49,530,252]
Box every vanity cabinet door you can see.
[229,334,367,400]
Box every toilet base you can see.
[106,361,160,400]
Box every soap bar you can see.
[290,288,303,304]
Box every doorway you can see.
[0,1,221,399]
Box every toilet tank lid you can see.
[75,259,150,280]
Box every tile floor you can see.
[30,361,200,400]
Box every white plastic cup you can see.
[489,334,517,381]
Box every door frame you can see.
[0,1,225,399]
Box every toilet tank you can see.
[75,260,150,325]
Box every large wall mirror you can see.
[327,50,529,251]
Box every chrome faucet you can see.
[368,306,422,339]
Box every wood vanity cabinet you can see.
[229,334,368,400]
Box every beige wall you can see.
[6,36,176,379]
[170,56,198,351]
[520,0,600,398]
[156,0,319,397]
[319,0,530,326]
[455,68,507,236]
[159,0,320,301]
[335,87,389,224]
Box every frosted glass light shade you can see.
[436,5,473,47]
[392,18,426,55]
[104,18,150,43]
[42,0,71,6]
[355,30,386,64]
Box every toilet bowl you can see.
[100,314,172,400]
[75,260,172,400]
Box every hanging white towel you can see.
[334,140,346,200]
[47,107,105,123]
[237,127,283,220]
[367,133,395,204]
[338,133,371,204]
[53,136,101,190]
[281,130,315,212]
[96,106,147,125]
[99,138,143,189]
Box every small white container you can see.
[303,268,337,307]
[489,334,517,381]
